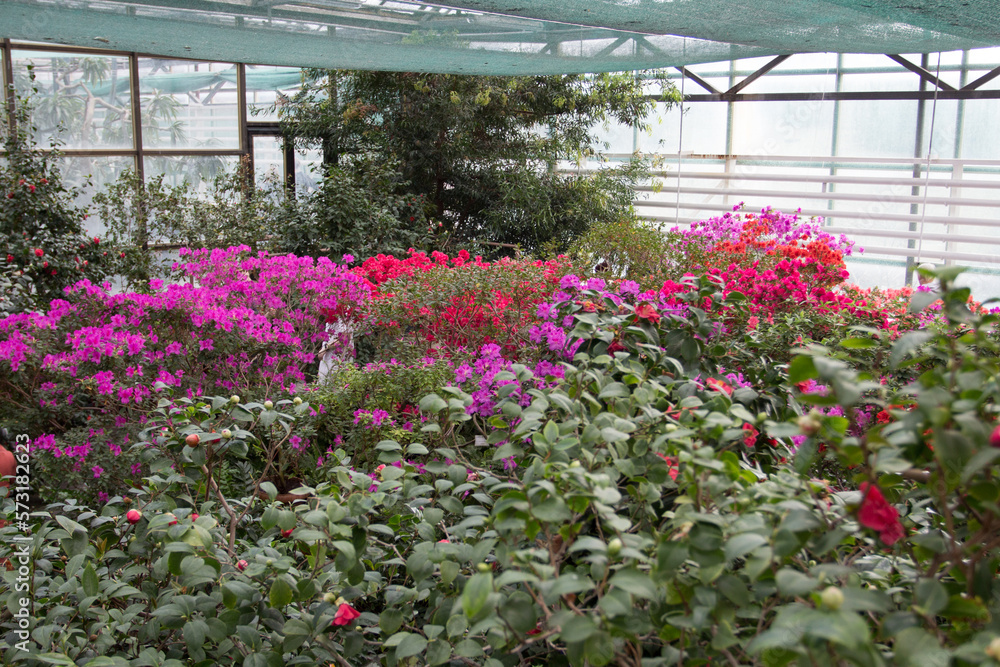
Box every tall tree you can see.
[279,70,679,255]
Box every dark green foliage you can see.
[271,158,435,260]
[279,69,679,255]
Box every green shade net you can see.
[85,69,304,96]
[2,0,1000,75]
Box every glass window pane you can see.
[138,58,239,150]
[143,155,240,193]
[11,50,134,150]
[59,156,136,236]
[295,148,323,195]
[252,135,284,186]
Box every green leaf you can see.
[609,568,654,599]
[559,614,597,643]
[598,382,630,399]
[776,568,817,597]
[81,562,100,598]
[890,330,933,368]
[419,394,448,414]
[425,639,451,665]
[788,355,817,384]
[35,655,77,666]
[908,290,940,313]
[532,497,571,523]
[380,608,403,635]
[268,577,293,609]
[584,631,616,666]
[259,481,278,501]
[462,573,493,617]
[839,337,877,349]
[914,579,948,616]
[395,633,428,659]
[892,627,950,667]
[55,514,87,535]
[724,533,768,561]
[601,427,630,443]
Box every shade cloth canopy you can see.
[3,0,1000,75]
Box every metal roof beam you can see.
[962,64,1000,91]
[675,66,720,94]
[886,54,956,91]
[724,54,790,96]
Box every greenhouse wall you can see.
[4,40,1000,298]
[584,50,1000,299]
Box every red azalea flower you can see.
[34,248,44,257]
[742,423,759,447]
[858,482,905,546]
[331,603,361,626]
[635,303,660,323]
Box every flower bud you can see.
[126,509,142,524]
[230,395,240,404]
[476,562,491,573]
[990,424,1000,448]
[819,586,844,610]
[236,559,248,571]
[293,397,302,405]
[607,538,623,556]
[986,637,1000,660]
[264,400,274,410]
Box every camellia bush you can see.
[3,209,1000,666]
[1,87,108,311]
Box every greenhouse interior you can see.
[4,1,1000,666]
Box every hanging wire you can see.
[674,70,685,226]
[915,51,943,267]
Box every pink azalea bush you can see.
[0,246,368,498]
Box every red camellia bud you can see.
[5,255,11,263]
[40,178,47,185]
[126,509,142,524]
[236,559,248,571]
[6,193,13,199]
[185,433,200,446]
[34,248,43,257]
[28,185,35,193]
[42,261,48,268]
[191,513,199,521]
[93,237,100,245]
[991,424,1000,448]
[281,528,294,538]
